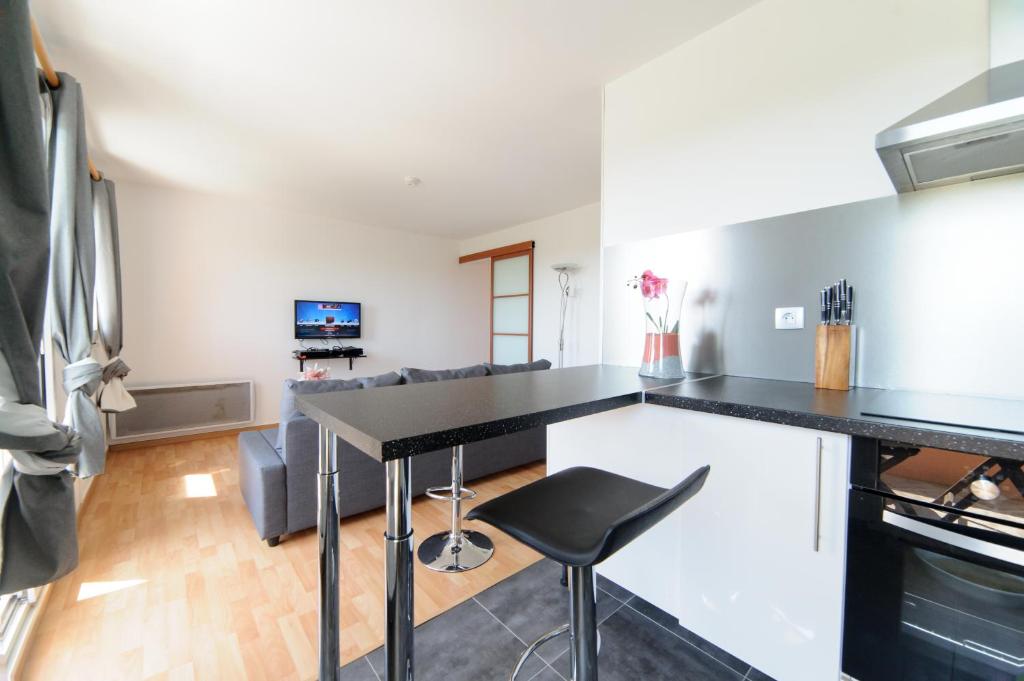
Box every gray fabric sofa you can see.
[238,360,550,545]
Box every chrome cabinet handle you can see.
[813,437,823,552]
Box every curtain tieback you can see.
[62,357,102,396]
[96,356,137,413]
[11,449,73,476]
[100,356,131,383]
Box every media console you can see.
[292,347,366,371]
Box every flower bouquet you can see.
[627,270,687,379]
[302,363,331,381]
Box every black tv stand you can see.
[293,348,366,372]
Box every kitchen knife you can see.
[832,283,841,326]
[839,279,848,324]
[820,289,828,324]
[846,286,854,325]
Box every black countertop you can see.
[297,364,1024,462]
[645,375,1024,461]
[296,365,688,461]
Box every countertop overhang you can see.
[296,365,1024,462]
[296,365,685,461]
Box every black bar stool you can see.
[467,464,711,681]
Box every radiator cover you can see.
[108,380,254,443]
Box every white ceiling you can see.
[33,1,759,238]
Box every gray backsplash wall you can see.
[601,173,1024,399]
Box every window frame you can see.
[0,587,39,669]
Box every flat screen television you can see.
[294,300,361,339]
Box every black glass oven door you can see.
[844,491,1024,681]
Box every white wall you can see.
[991,0,1024,66]
[602,0,989,247]
[458,203,601,368]
[116,182,488,425]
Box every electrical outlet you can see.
[774,307,804,330]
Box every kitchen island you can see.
[296,365,687,681]
[296,364,1024,681]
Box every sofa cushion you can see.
[359,371,404,389]
[400,364,488,384]
[484,359,552,375]
[277,377,362,448]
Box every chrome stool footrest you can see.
[424,485,477,502]
[510,625,568,681]
[509,623,602,681]
[418,445,494,573]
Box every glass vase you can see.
[639,278,687,379]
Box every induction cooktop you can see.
[861,391,1024,437]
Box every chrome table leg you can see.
[569,566,599,681]
[318,425,341,681]
[385,458,414,680]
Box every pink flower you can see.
[639,270,668,300]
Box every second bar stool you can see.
[417,444,494,572]
[467,464,711,681]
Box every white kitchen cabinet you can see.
[547,404,851,681]
[548,403,696,616]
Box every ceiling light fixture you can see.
[404,176,422,188]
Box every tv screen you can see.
[294,300,361,339]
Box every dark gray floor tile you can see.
[338,657,379,681]
[628,596,751,676]
[364,598,546,681]
[474,560,624,663]
[745,667,778,681]
[596,573,632,603]
[524,666,565,681]
[549,606,744,681]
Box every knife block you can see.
[815,325,856,391]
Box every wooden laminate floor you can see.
[20,433,544,681]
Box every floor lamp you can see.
[551,264,578,369]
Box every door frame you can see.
[489,249,533,363]
[460,241,534,364]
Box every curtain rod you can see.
[30,15,103,182]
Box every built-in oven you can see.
[842,438,1024,681]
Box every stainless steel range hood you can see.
[876,1,1024,193]
[875,58,1024,193]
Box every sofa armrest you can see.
[238,430,287,541]
[282,416,321,533]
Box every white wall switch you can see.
[774,307,804,330]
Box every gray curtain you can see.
[93,179,136,414]
[0,0,81,594]
[47,73,105,478]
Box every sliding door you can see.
[490,251,533,363]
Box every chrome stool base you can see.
[418,445,494,573]
[417,530,494,572]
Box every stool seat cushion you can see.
[467,465,709,567]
